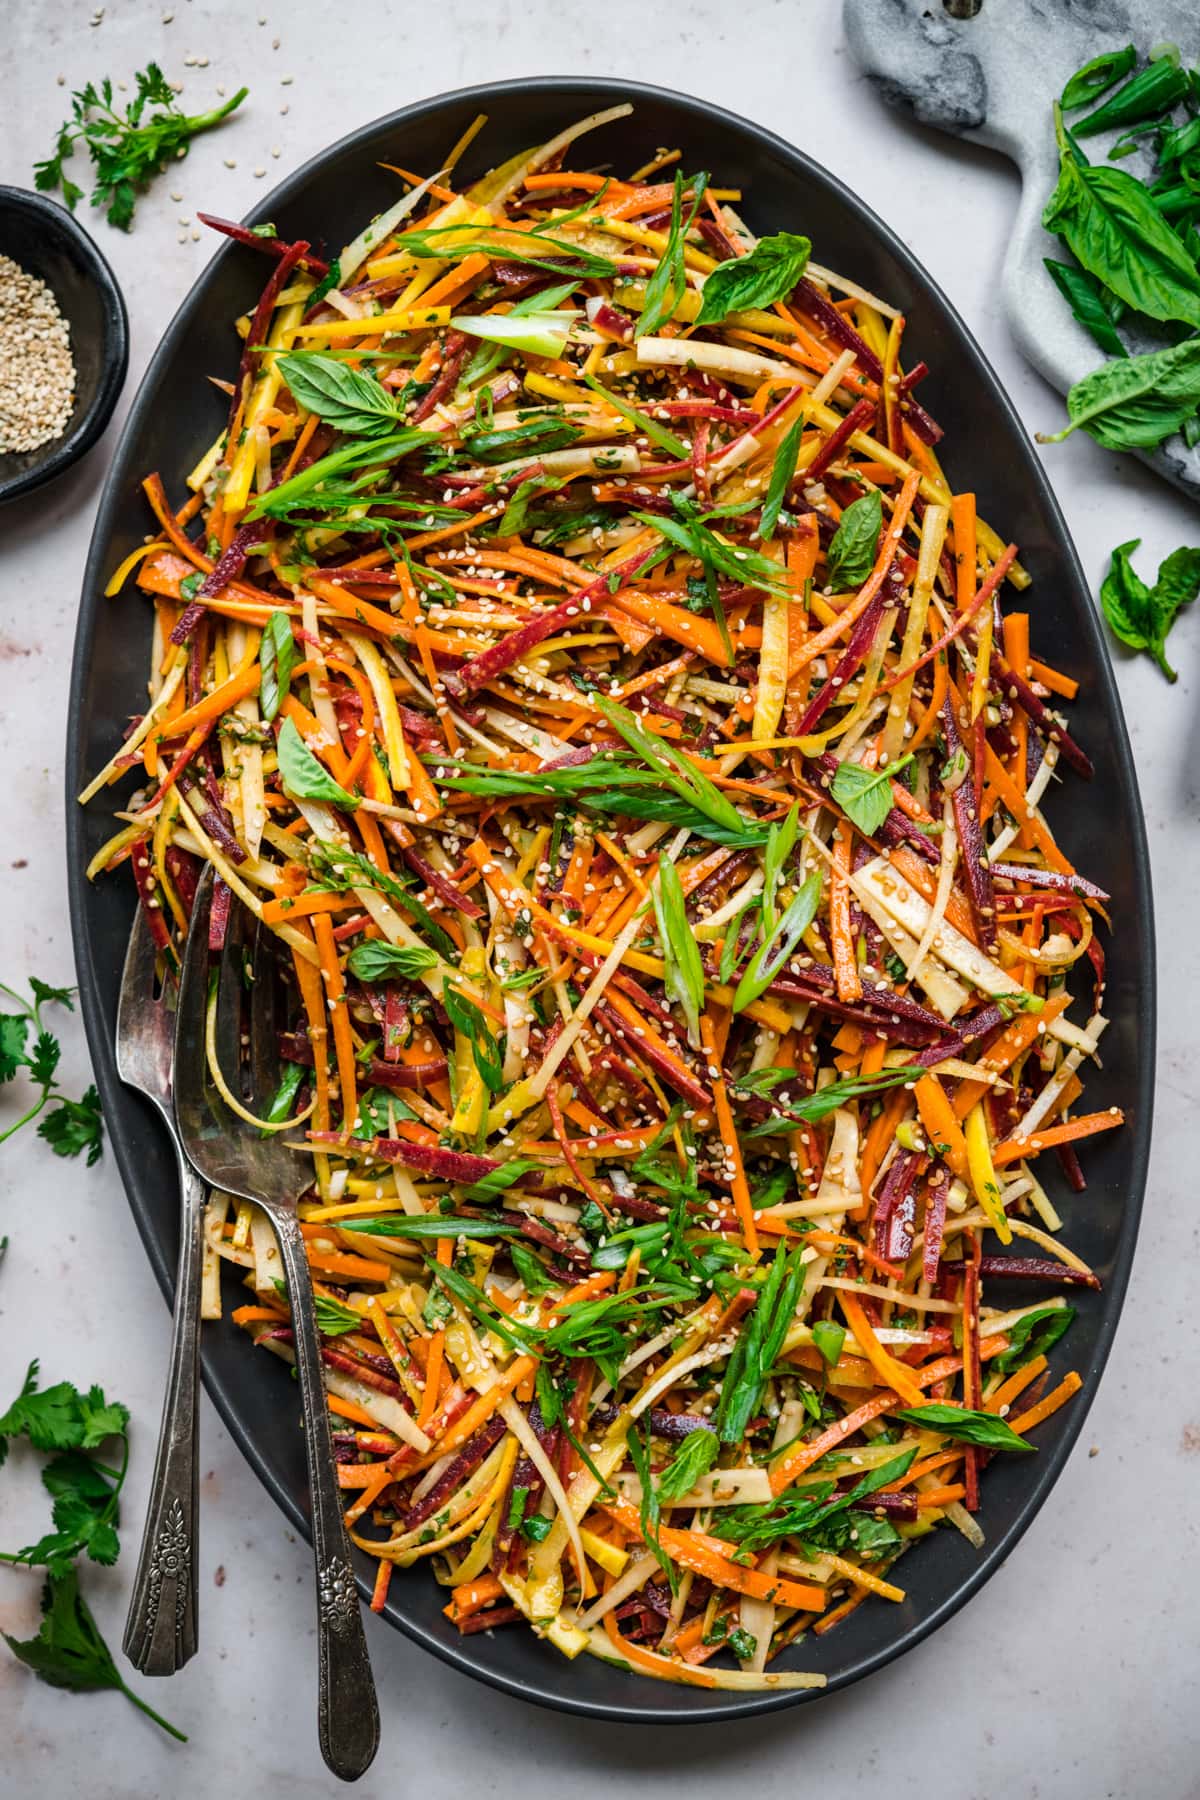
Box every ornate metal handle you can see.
[122,1152,206,1675]
[273,1210,380,1783]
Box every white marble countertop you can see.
[2,2,1198,1793]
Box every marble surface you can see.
[2,2,1198,1794]
[844,0,1200,503]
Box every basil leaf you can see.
[451,311,578,362]
[991,1305,1076,1377]
[810,1319,845,1367]
[510,1243,556,1296]
[892,1404,1035,1453]
[1042,335,1200,451]
[1042,112,1200,330]
[345,940,439,982]
[1043,259,1128,357]
[1061,44,1136,111]
[275,351,405,436]
[826,489,882,588]
[636,169,709,338]
[259,609,297,723]
[313,1293,362,1337]
[759,420,802,543]
[276,716,358,810]
[1100,535,1200,680]
[695,231,811,327]
[1074,57,1191,139]
[656,1427,719,1504]
[732,872,823,1013]
[830,751,914,837]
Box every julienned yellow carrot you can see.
[87,115,1113,1692]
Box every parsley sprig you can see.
[0,1363,185,1740]
[0,980,103,1165]
[36,64,248,230]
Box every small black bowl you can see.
[0,186,128,503]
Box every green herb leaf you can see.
[260,1062,305,1135]
[636,170,709,338]
[715,1247,806,1443]
[627,1420,675,1590]
[592,695,750,840]
[1099,535,1200,679]
[35,64,246,231]
[276,716,359,810]
[37,1088,103,1166]
[399,225,617,278]
[451,312,579,363]
[496,472,572,537]
[340,1215,514,1240]
[831,752,914,838]
[1073,56,1190,139]
[443,985,504,1093]
[1043,259,1128,357]
[761,801,801,925]
[581,369,689,458]
[1061,44,1136,111]
[740,1064,922,1137]
[892,1403,1035,1453]
[1042,108,1200,331]
[652,854,705,1048]
[258,609,297,723]
[0,1013,30,1083]
[695,232,811,326]
[731,872,823,1014]
[759,420,802,543]
[991,1305,1076,1376]
[275,351,406,437]
[656,1427,719,1504]
[345,940,439,983]
[810,1320,846,1366]
[247,427,437,522]
[826,489,882,589]
[510,1243,557,1296]
[1041,335,1200,451]
[306,840,455,959]
[3,1569,186,1739]
[313,1294,364,1337]
[460,416,583,464]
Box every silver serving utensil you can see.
[173,867,380,1783]
[115,904,204,1676]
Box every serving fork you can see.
[115,905,204,1677]
[174,866,380,1783]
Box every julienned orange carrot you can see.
[90,117,1114,1692]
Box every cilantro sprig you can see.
[35,63,248,230]
[0,980,103,1165]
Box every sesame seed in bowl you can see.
[0,186,128,505]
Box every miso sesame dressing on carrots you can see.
[84,107,1120,1690]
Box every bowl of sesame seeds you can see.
[0,186,128,504]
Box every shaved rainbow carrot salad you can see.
[85,105,1121,1690]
